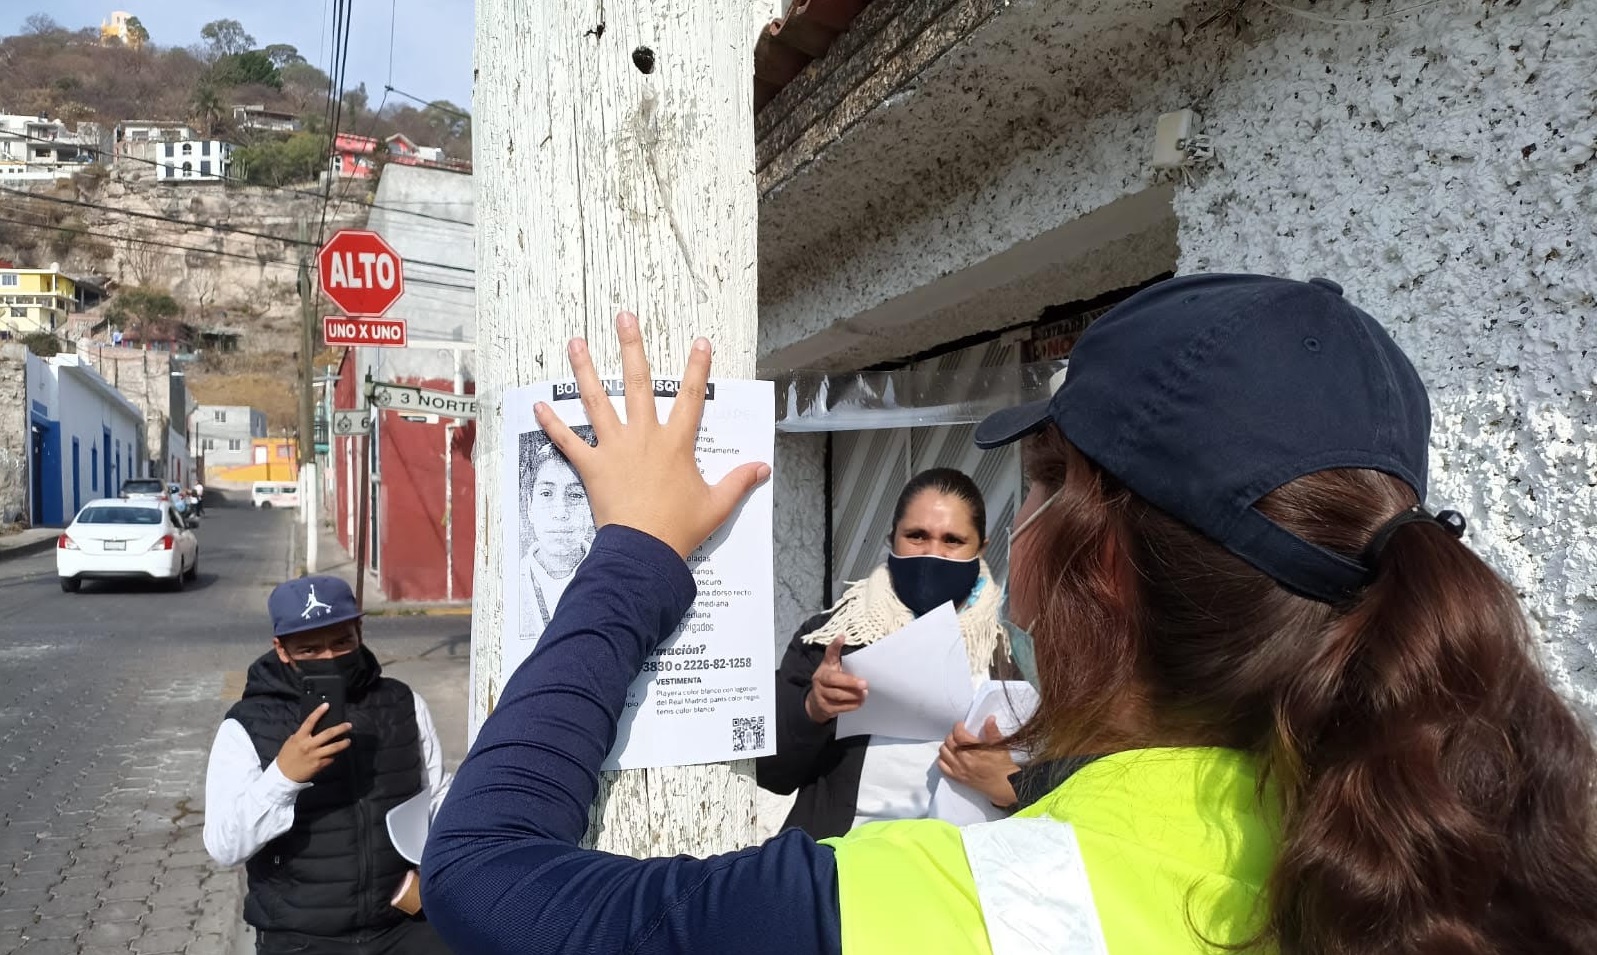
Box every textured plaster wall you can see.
[0,346,28,525]
[757,0,1200,365]
[758,0,1594,719]
[1177,0,1597,717]
[772,431,828,649]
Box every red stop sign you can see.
[317,229,406,317]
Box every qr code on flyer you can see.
[732,716,766,753]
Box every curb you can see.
[365,605,473,617]
[0,535,57,564]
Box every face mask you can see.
[887,553,980,618]
[1002,486,1066,687]
[296,646,373,689]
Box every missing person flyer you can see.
[499,377,776,770]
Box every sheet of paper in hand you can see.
[835,602,974,742]
[499,377,776,770]
[928,680,1040,826]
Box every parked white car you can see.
[57,499,200,593]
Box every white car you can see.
[57,499,200,593]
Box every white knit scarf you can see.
[802,560,1007,676]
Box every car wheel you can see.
[168,568,186,592]
[259,501,272,509]
[185,552,199,582]
[59,577,81,593]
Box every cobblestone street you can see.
[0,502,469,955]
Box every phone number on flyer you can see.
[641,657,754,673]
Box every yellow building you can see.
[210,437,300,484]
[100,12,146,50]
[0,267,82,337]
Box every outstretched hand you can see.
[533,313,772,560]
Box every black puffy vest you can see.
[226,647,423,938]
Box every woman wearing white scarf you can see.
[755,469,1016,839]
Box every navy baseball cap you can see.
[976,273,1431,604]
[268,575,363,638]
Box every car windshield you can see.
[123,481,162,493]
[77,506,163,525]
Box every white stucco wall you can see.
[772,431,828,647]
[1176,0,1596,716]
[50,358,144,515]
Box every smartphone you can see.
[301,676,348,735]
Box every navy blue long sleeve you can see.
[421,525,843,955]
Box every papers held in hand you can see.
[928,680,1040,826]
[386,787,432,865]
[835,603,973,742]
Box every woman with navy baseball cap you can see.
[423,280,1597,955]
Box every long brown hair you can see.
[1011,427,1597,955]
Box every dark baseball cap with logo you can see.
[975,273,1431,604]
[268,575,363,638]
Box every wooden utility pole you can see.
[473,1,770,855]
[296,218,319,574]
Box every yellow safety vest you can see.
[824,747,1279,955]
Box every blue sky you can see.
[4,0,475,110]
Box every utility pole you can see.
[296,218,319,574]
[473,0,770,855]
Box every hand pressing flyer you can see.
[499,377,776,770]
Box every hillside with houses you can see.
[0,12,473,434]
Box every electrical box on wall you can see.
[1153,109,1197,169]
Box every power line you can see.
[383,86,472,120]
[5,129,474,229]
[0,213,478,294]
[387,0,399,89]
[0,184,475,275]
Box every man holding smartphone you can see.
[202,575,452,955]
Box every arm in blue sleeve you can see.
[421,525,843,955]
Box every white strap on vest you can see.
[962,817,1110,955]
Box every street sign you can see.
[323,315,409,348]
[317,229,406,316]
[331,408,374,436]
[369,382,478,420]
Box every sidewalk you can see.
[0,526,58,562]
[292,514,472,616]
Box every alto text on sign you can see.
[323,316,409,348]
[317,229,406,316]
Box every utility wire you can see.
[5,130,473,228]
[0,185,474,275]
[0,213,478,294]
[383,86,473,120]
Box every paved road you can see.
[0,500,469,955]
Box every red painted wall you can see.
[375,375,476,602]
[329,355,476,602]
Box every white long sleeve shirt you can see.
[202,691,452,868]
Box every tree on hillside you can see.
[106,287,183,343]
[190,83,226,137]
[200,19,255,60]
[263,44,306,68]
[124,16,150,48]
[212,51,282,90]
[233,133,328,186]
[20,331,66,358]
[424,100,472,142]
[22,13,62,35]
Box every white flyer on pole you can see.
[499,377,776,770]
[835,603,973,742]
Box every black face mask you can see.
[887,553,980,618]
[295,647,375,691]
